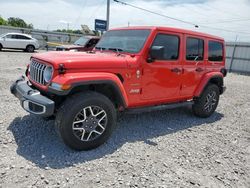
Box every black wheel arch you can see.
[49,80,126,110]
[202,75,224,96]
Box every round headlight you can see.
[44,66,53,83]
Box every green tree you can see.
[0,16,8,25]
[7,17,33,29]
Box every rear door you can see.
[141,31,183,101]
[180,35,206,97]
[15,35,31,49]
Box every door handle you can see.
[171,68,182,73]
[195,67,204,72]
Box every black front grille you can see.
[30,60,47,85]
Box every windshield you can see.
[74,37,89,46]
[95,29,151,53]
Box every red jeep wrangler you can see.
[11,26,226,150]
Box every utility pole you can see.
[229,35,238,73]
[106,0,110,30]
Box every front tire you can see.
[192,84,220,118]
[55,92,117,151]
[25,45,35,53]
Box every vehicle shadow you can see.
[0,49,38,53]
[8,107,224,169]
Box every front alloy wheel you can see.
[72,106,107,142]
[55,92,117,150]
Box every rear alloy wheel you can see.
[203,91,217,113]
[192,84,220,118]
[55,92,117,150]
[26,45,35,53]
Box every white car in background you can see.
[0,33,39,52]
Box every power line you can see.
[200,25,250,35]
[113,0,199,27]
[113,0,250,35]
[198,18,250,25]
[204,4,242,18]
[87,0,106,21]
[73,0,87,29]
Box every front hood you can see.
[56,44,83,49]
[32,51,131,69]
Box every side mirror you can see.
[147,46,164,63]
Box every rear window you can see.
[186,37,204,61]
[208,41,223,61]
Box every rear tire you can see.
[26,45,35,53]
[55,91,117,151]
[192,84,220,118]
[0,44,2,51]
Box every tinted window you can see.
[209,41,223,61]
[151,34,179,60]
[5,35,30,39]
[186,37,204,61]
[11,35,18,39]
[86,39,99,48]
[16,35,31,40]
[74,37,89,46]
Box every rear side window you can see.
[208,41,223,61]
[152,34,179,60]
[186,37,204,61]
[17,35,31,40]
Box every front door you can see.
[141,32,183,102]
[2,34,16,48]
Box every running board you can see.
[126,101,194,114]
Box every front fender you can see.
[194,72,224,97]
[50,72,128,107]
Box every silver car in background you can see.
[0,33,39,52]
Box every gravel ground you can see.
[0,50,249,188]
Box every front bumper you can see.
[10,76,55,117]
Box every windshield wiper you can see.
[108,48,123,53]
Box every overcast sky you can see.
[0,0,250,41]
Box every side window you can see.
[11,35,18,39]
[5,35,12,39]
[186,37,204,61]
[209,41,223,61]
[86,39,97,48]
[151,34,179,60]
[17,35,31,40]
[92,39,99,45]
